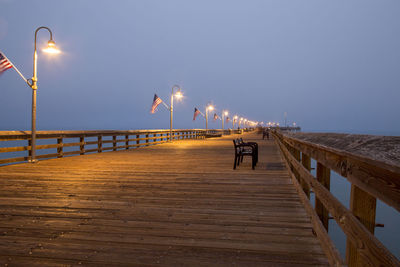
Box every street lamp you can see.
[222,110,228,130]
[170,85,182,141]
[29,26,60,162]
[233,115,238,128]
[205,104,214,133]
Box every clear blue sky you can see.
[1,0,399,134]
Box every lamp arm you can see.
[34,26,53,52]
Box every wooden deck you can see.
[0,132,329,266]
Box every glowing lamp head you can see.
[43,40,61,54]
[207,105,214,111]
[234,115,238,120]
[224,111,228,116]
[240,117,243,121]
[175,90,183,99]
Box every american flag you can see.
[193,108,201,121]
[150,94,162,114]
[213,113,219,121]
[0,52,13,74]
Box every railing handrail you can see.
[0,129,206,139]
[0,128,246,166]
[272,130,400,266]
[276,131,400,212]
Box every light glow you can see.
[43,40,61,54]
[175,90,183,99]
[207,105,214,111]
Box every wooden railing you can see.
[272,131,400,267]
[0,128,244,166]
[0,129,211,165]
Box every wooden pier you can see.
[0,132,330,266]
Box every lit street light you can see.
[170,85,182,141]
[29,26,61,162]
[205,104,214,133]
[222,110,228,130]
[233,115,238,129]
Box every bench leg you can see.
[233,155,238,169]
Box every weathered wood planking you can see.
[0,132,329,266]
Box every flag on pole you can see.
[0,52,13,74]
[150,94,163,114]
[226,116,229,123]
[193,108,201,121]
[213,113,218,121]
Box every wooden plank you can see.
[0,146,28,153]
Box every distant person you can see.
[263,128,270,140]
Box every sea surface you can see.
[0,128,399,260]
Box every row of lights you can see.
[8,26,264,161]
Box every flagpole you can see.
[222,112,224,130]
[0,50,29,85]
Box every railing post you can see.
[80,136,85,155]
[28,139,32,160]
[316,162,330,230]
[57,137,63,158]
[98,136,102,153]
[301,153,311,198]
[136,134,140,147]
[113,135,117,151]
[125,135,129,149]
[145,134,149,146]
[346,185,377,266]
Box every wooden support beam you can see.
[301,153,311,198]
[136,134,140,146]
[80,137,85,155]
[125,135,129,150]
[346,185,377,267]
[57,138,63,158]
[145,134,149,146]
[98,136,102,153]
[316,162,331,231]
[112,136,117,151]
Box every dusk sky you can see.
[1,1,399,134]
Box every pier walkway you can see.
[0,132,329,266]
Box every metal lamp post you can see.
[29,26,60,162]
[222,110,228,130]
[205,105,214,133]
[233,115,237,129]
[169,85,182,142]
